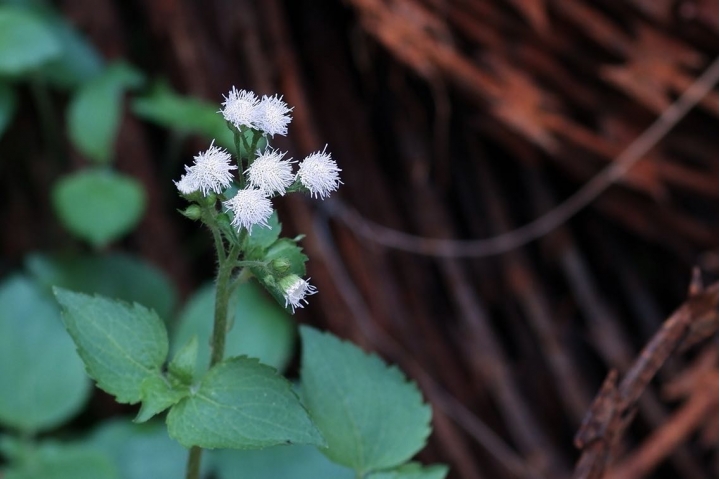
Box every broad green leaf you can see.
[214,445,355,479]
[134,375,188,423]
[3,441,117,479]
[0,81,17,138]
[367,463,449,479]
[26,252,177,322]
[0,276,89,432]
[54,289,168,404]
[167,356,324,449]
[68,62,143,163]
[132,82,235,149]
[0,7,60,75]
[172,282,294,374]
[35,12,103,88]
[88,419,202,479]
[52,169,146,247]
[300,327,432,474]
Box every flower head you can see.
[278,275,317,313]
[246,148,295,196]
[175,141,237,196]
[255,95,292,137]
[296,146,342,199]
[223,188,273,232]
[221,87,259,129]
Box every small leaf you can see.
[54,289,169,404]
[0,7,60,75]
[300,327,432,474]
[52,169,146,247]
[213,445,355,479]
[3,441,118,479]
[134,375,188,423]
[132,82,235,149]
[0,276,90,432]
[172,282,294,375]
[168,335,198,385]
[26,252,177,322]
[67,62,144,163]
[246,211,281,250]
[0,81,17,139]
[167,356,324,449]
[88,419,202,479]
[367,463,449,479]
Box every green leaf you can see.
[35,12,103,89]
[246,210,281,251]
[0,276,90,432]
[172,282,294,375]
[300,327,432,474]
[134,375,188,423]
[168,335,198,385]
[3,441,118,479]
[26,252,177,323]
[132,82,235,149]
[213,445,355,479]
[52,169,146,247]
[367,463,449,479]
[54,289,169,404]
[167,356,324,449]
[67,62,143,163]
[88,419,202,479]
[265,239,308,277]
[0,7,60,75]
[0,81,17,138]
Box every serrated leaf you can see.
[0,81,17,139]
[51,169,146,247]
[54,289,169,404]
[3,441,118,479]
[167,356,324,449]
[0,276,89,432]
[168,335,198,384]
[134,375,188,423]
[88,419,203,479]
[213,445,355,479]
[0,7,60,75]
[68,62,143,163]
[26,252,177,327]
[367,463,449,479]
[300,327,432,474]
[132,82,235,149]
[172,282,294,375]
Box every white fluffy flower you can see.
[246,148,295,196]
[175,141,237,196]
[296,146,342,199]
[223,188,273,232]
[278,275,317,313]
[255,95,292,137]
[221,87,259,129]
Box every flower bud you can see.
[179,205,202,221]
[270,258,291,274]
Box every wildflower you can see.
[175,141,236,196]
[278,275,317,313]
[255,95,292,137]
[296,146,342,199]
[223,188,273,232]
[221,87,259,130]
[246,148,295,196]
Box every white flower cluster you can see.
[220,87,292,138]
[174,141,237,196]
[278,275,318,313]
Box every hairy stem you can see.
[184,446,202,479]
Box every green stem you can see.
[184,446,202,479]
[183,242,240,479]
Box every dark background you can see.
[1,1,718,478]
